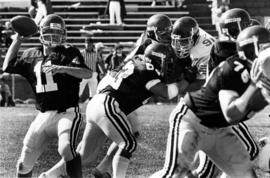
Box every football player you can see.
[171,16,216,86]
[2,14,91,178]
[92,13,175,178]
[250,48,270,173]
[192,9,259,178]
[134,13,173,53]
[149,25,270,178]
[79,42,188,178]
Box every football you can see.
[10,15,38,37]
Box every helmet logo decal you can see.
[151,51,166,60]
[224,18,241,24]
[147,26,157,31]
[50,23,61,29]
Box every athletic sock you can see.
[112,154,130,178]
[96,142,118,172]
[41,159,67,177]
[66,154,82,178]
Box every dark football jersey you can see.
[184,55,252,128]
[99,57,163,115]
[5,45,88,112]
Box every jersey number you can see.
[110,61,135,89]
[234,61,250,83]
[34,61,58,93]
[202,38,215,46]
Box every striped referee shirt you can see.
[81,49,97,72]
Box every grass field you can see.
[1,103,270,178]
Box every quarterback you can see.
[3,14,91,177]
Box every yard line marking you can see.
[18,113,36,117]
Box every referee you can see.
[79,38,98,101]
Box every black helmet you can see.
[146,14,172,44]
[208,40,237,73]
[219,8,251,40]
[39,14,66,47]
[143,43,175,79]
[237,25,270,61]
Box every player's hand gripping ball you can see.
[10,16,38,37]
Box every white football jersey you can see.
[190,28,216,79]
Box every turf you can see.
[0,104,270,178]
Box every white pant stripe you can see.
[70,106,82,158]
[237,122,258,159]
[110,99,136,153]
[195,123,258,178]
[161,104,188,178]
[104,96,129,149]
[197,156,215,178]
[104,96,136,154]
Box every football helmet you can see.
[39,14,66,47]
[146,14,172,44]
[237,26,270,62]
[219,8,251,40]
[171,16,199,58]
[143,43,175,80]
[208,40,237,73]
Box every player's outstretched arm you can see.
[149,79,189,100]
[43,65,92,79]
[2,33,26,72]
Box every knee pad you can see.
[58,141,74,161]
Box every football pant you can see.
[17,107,82,174]
[152,100,256,178]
